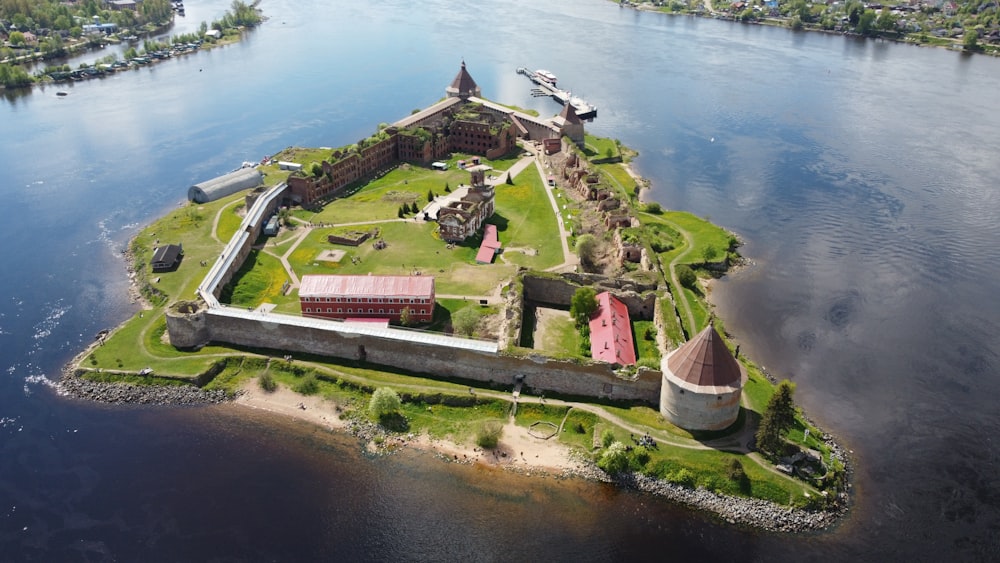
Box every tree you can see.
[598,441,630,474]
[397,206,404,218]
[570,287,598,327]
[643,201,662,214]
[452,306,480,336]
[399,307,412,326]
[876,8,898,32]
[676,264,697,289]
[856,9,877,35]
[702,245,719,264]
[427,189,434,203]
[368,387,401,420]
[755,380,797,455]
[8,31,25,46]
[963,30,980,50]
[310,162,323,177]
[846,0,863,26]
[575,233,598,267]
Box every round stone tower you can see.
[165,299,211,349]
[660,324,746,432]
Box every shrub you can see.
[294,374,320,395]
[476,420,504,449]
[630,445,650,468]
[677,265,697,289]
[368,387,401,419]
[598,441,629,474]
[601,428,615,448]
[643,201,663,214]
[671,468,696,487]
[259,372,277,392]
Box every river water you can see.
[3,0,999,560]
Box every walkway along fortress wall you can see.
[166,301,662,404]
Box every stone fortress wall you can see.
[167,300,662,403]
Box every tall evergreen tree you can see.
[755,380,797,455]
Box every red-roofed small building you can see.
[299,274,435,323]
[475,224,501,264]
[588,292,636,366]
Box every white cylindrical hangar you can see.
[660,325,746,432]
[188,167,263,203]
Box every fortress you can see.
[166,63,744,432]
[286,62,584,207]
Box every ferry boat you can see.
[535,69,557,85]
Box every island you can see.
[62,62,851,533]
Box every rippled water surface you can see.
[2,0,999,560]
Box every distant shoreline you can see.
[623,1,998,58]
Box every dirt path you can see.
[667,222,698,334]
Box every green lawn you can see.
[283,221,515,296]
[583,135,620,161]
[215,200,246,242]
[221,250,289,308]
[660,211,734,266]
[131,193,243,303]
[536,309,582,358]
[658,296,685,348]
[492,165,563,270]
[633,320,660,365]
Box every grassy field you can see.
[633,320,660,365]
[492,165,564,270]
[536,309,583,358]
[281,221,515,297]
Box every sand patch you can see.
[234,380,585,475]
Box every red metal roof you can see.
[588,292,636,366]
[483,224,500,248]
[299,275,434,298]
[476,224,501,264]
[665,325,745,390]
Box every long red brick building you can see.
[299,274,435,323]
[287,61,569,206]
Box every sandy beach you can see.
[234,381,588,474]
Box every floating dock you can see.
[516,68,597,121]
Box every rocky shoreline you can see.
[58,372,233,406]
[57,367,847,532]
[359,421,847,533]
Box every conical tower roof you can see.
[665,325,746,391]
[446,61,481,99]
[558,101,583,124]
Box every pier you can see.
[516,68,597,121]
